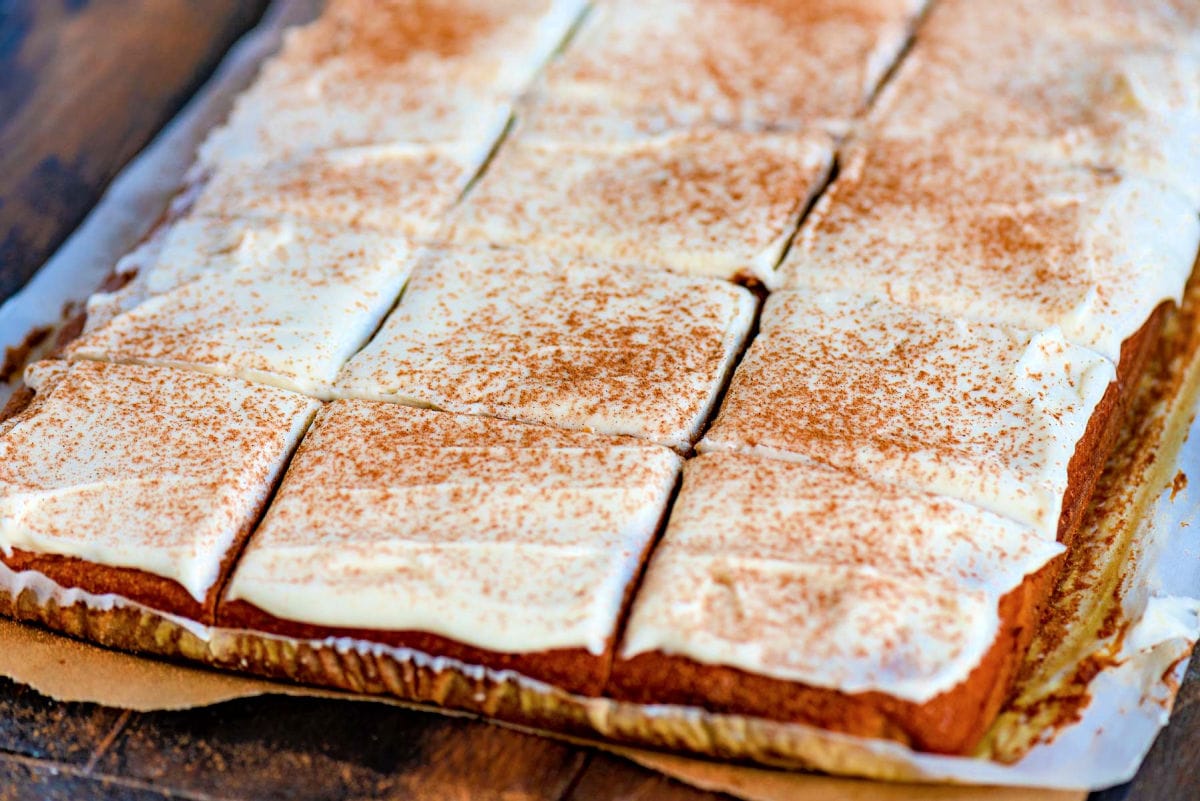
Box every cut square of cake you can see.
[307,0,587,94]
[219,400,682,695]
[610,452,1063,753]
[65,216,418,398]
[778,142,1200,362]
[333,245,756,450]
[868,0,1200,205]
[0,361,319,624]
[447,127,833,283]
[518,0,925,141]
[699,291,1116,540]
[198,0,586,169]
[193,143,480,242]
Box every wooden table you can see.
[0,2,1195,799]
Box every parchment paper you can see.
[0,1,1195,796]
[0,618,1086,801]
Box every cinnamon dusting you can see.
[1171,470,1188,501]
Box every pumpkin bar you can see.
[333,245,756,450]
[198,0,586,170]
[191,143,479,243]
[0,361,319,624]
[700,291,1117,540]
[519,0,926,141]
[611,452,1063,754]
[64,216,417,398]
[219,400,682,695]
[867,0,1200,205]
[778,142,1200,358]
[447,128,834,282]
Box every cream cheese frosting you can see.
[193,143,480,242]
[619,453,1063,702]
[779,142,1200,360]
[867,0,1200,206]
[700,291,1116,540]
[0,361,319,603]
[1008,0,1200,51]
[224,401,682,655]
[65,217,417,398]
[333,245,756,450]
[447,128,834,282]
[519,0,926,140]
[198,0,586,169]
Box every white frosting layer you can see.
[0,361,318,602]
[198,0,586,169]
[700,292,1116,539]
[621,453,1063,702]
[869,0,1200,205]
[193,143,480,242]
[447,128,834,282]
[201,82,512,177]
[334,245,756,450]
[780,143,1200,361]
[225,401,682,655]
[67,217,417,397]
[521,0,925,140]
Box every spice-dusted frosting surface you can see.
[0,361,318,602]
[1011,0,1200,50]
[193,143,479,242]
[700,292,1115,539]
[447,128,834,283]
[779,143,1200,362]
[868,0,1200,204]
[520,0,925,140]
[620,453,1063,702]
[199,0,586,168]
[224,401,682,655]
[67,217,417,397]
[334,245,756,450]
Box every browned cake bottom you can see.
[0,576,213,664]
[607,303,1170,755]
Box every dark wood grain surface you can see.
[0,2,1195,800]
[0,0,269,300]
